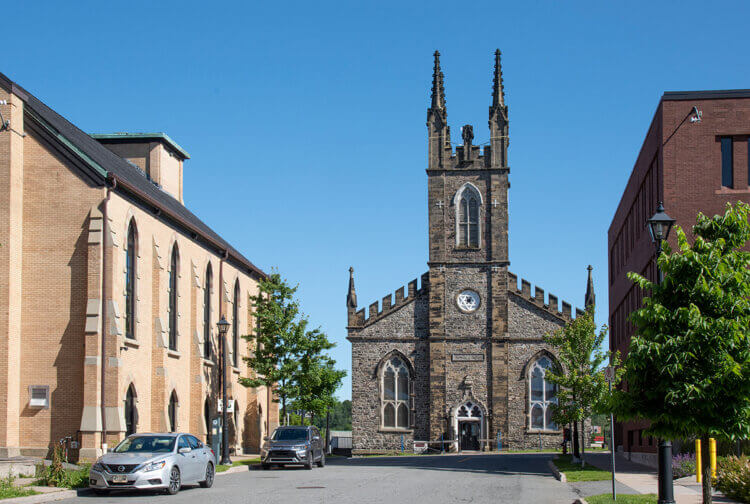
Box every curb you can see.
[548,459,567,483]
[573,500,588,504]
[0,489,78,504]
[216,464,253,476]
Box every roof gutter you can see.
[105,173,266,280]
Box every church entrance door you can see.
[459,421,480,451]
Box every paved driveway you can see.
[60,453,579,504]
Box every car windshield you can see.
[272,429,308,441]
[114,436,176,453]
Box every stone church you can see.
[347,51,590,453]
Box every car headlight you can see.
[143,460,166,472]
[92,462,106,472]
[293,444,307,451]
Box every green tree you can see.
[295,344,346,425]
[545,308,620,464]
[612,202,750,504]
[240,271,305,423]
[312,400,352,432]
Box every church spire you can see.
[347,266,357,310]
[430,50,446,111]
[491,49,505,109]
[585,265,595,312]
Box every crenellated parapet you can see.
[349,272,429,328]
[507,272,581,322]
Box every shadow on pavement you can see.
[324,452,559,477]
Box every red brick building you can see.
[608,89,750,465]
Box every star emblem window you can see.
[456,290,480,313]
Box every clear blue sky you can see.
[6,1,750,400]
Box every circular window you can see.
[456,290,480,313]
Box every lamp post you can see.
[217,316,231,465]
[647,201,676,504]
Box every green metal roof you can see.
[89,132,191,159]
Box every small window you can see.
[29,385,50,409]
[178,436,189,450]
[721,137,733,188]
[187,435,201,449]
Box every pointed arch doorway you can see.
[453,400,484,452]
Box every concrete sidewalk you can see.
[584,452,739,504]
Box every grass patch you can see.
[34,462,90,489]
[0,474,39,499]
[216,458,261,473]
[585,493,657,504]
[553,455,612,482]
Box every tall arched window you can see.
[168,245,179,351]
[232,280,240,367]
[381,357,411,429]
[125,384,138,436]
[454,184,481,248]
[168,390,178,432]
[125,221,137,339]
[529,356,558,431]
[203,264,213,359]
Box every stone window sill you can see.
[378,428,413,434]
[454,246,480,251]
[232,367,241,375]
[525,429,563,435]
[123,339,140,349]
[202,359,215,367]
[715,187,750,195]
[167,349,181,359]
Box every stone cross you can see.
[435,200,444,209]
[492,199,499,208]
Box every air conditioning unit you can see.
[29,386,50,409]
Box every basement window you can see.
[29,385,50,409]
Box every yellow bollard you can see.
[710,438,717,479]
[695,439,702,483]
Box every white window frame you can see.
[528,357,558,432]
[380,357,412,431]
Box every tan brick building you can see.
[0,72,278,461]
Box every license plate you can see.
[112,475,127,483]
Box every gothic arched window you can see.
[528,356,558,431]
[203,264,213,359]
[454,184,481,248]
[168,390,179,432]
[168,244,179,351]
[125,220,137,339]
[381,357,411,429]
[232,280,240,367]
[125,384,138,436]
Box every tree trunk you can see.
[701,435,712,504]
[282,398,287,426]
[581,422,586,468]
[573,421,581,459]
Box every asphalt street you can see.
[59,453,580,504]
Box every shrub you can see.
[716,455,750,503]
[672,453,696,479]
[36,444,71,488]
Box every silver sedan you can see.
[89,433,216,495]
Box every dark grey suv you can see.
[260,426,325,470]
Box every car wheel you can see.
[317,452,325,468]
[305,451,313,470]
[166,467,181,495]
[200,463,214,488]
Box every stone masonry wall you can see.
[507,293,565,450]
[349,292,429,452]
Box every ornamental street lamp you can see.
[647,201,676,504]
[217,316,231,466]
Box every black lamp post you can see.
[647,201,676,504]
[217,316,231,466]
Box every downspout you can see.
[100,176,116,452]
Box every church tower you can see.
[426,50,511,442]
